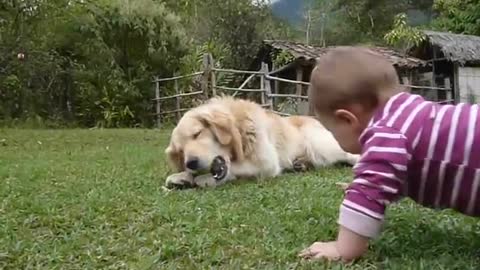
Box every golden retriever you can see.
[164,96,359,189]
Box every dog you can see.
[164,96,359,189]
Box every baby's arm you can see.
[300,126,410,262]
[337,225,369,260]
[299,226,368,262]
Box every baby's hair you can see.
[308,46,402,115]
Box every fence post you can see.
[296,66,304,113]
[174,76,181,122]
[201,54,210,99]
[444,77,452,101]
[154,76,161,128]
[261,62,273,110]
[209,54,217,97]
[307,85,314,116]
[260,66,266,106]
[272,63,279,109]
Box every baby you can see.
[299,46,480,262]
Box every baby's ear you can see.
[334,109,359,126]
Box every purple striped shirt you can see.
[339,92,480,238]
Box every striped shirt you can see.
[339,92,480,238]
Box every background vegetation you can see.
[1,0,479,127]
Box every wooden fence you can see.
[153,54,453,128]
[152,54,309,127]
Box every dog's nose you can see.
[185,157,200,170]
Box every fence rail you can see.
[153,53,455,128]
[153,72,203,83]
[214,86,264,92]
[212,68,263,75]
[152,90,203,101]
[265,75,311,86]
[268,93,309,99]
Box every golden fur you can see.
[165,96,359,188]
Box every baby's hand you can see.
[298,241,341,261]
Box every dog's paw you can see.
[165,172,195,190]
[193,174,218,188]
[292,158,308,172]
[335,182,349,191]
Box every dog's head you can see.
[165,104,244,178]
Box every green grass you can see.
[0,129,479,269]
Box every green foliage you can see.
[272,50,295,68]
[432,0,480,35]
[303,0,433,46]
[0,0,190,127]
[384,13,426,53]
[0,0,290,127]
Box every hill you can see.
[271,0,306,26]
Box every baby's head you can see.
[309,46,403,154]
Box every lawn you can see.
[0,129,479,269]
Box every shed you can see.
[409,30,480,103]
[251,40,427,114]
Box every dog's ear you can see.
[200,110,245,161]
[165,140,184,172]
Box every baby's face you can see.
[316,113,363,154]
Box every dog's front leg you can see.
[194,172,236,188]
[193,174,217,188]
[165,171,195,189]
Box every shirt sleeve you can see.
[338,125,410,238]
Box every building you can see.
[251,40,427,114]
[409,30,480,103]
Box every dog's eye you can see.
[193,130,202,139]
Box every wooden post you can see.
[408,71,414,90]
[454,63,460,103]
[444,77,452,101]
[296,66,304,114]
[274,80,279,109]
[402,77,410,90]
[261,62,273,110]
[154,77,161,128]
[307,86,314,116]
[272,62,279,108]
[209,54,217,97]
[260,65,266,106]
[174,77,181,122]
[201,54,210,99]
[432,48,438,101]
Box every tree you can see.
[384,13,426,54]
[432,0,480,35]
[0,0,191,127]
[304,0,433,46]
[0,0,291,127]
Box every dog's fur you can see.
[165,96,359,188]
